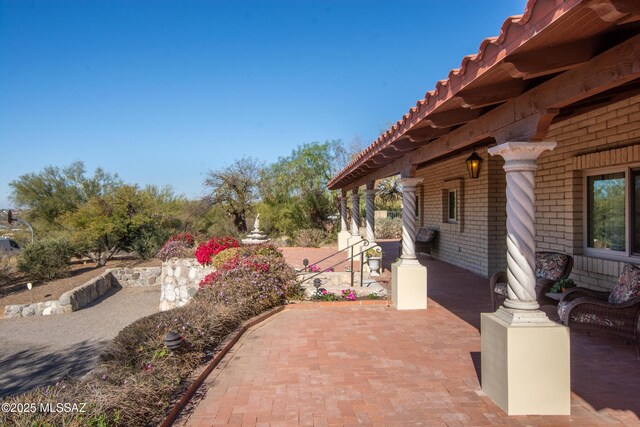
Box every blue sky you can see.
[0,0,526,208]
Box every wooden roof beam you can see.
[505,38,603,80]
[405,126,451,143]
[424,107,485,128]
[456,79,529,108]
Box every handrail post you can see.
[350,251,354,288]
[360,251,364,287]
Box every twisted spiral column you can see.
[399,178,423,264]
[488,142,556,311]
[351,190,360,237]
[365,189,376,243]
[340,196,348,233]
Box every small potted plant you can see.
[365,247,382,276]
[549,278,576,294]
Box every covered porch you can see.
[326,0,640,415]
[183,248,640,425]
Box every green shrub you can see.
[211,247,240,269]
[375,217,402,239]
[16,238,76,281]
[293,228,327,247]
[240,243,283,258]
[126,224,167,260]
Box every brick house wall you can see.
[535,94,640,290]
[413,94,640,287]
[415,147,506,277]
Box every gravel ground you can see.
[0,285,160,398]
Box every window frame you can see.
[583,164,640,261]
[447,190,458,223]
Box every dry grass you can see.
[0,256,17,286]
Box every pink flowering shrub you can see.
[195,236,240,266]
[156,233,197,261]
[312,289,339,301]
[341,289,357,301]
[308,264,334,273]
[198,254,301,311]
[168,233,195,246]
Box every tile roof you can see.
[328,0,585,190]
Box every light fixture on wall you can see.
[466,150,483,179]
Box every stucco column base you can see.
[347,234,365,259]
[481,311,570,416]
[338,230,351,251]
[392,261,427,310]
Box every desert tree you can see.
[202,157,264,234]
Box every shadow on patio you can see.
[378,239,640,419]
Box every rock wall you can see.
[159,258,214,311]
[4,266,162,318]
[110,267,162,287]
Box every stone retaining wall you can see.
[110,267,162,287]
[4,266,162,318]
[160,258,214,311]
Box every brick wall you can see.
[536,94,640,290]
[416,147,505,277]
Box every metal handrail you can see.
[303,238,366,271]
[298,240,382,288]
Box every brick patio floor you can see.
[179,242,640,426]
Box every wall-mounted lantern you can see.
[466,150,483,179]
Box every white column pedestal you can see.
[481,308,570,416]
[347,234,365,258]
[338,230,351,251]
[391,260,427,310]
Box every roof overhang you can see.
[328,0,640,191]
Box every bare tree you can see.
[203,157,263,233]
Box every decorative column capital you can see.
[488,142,556,172]
[364,189,376,197]
[399,177,423,191]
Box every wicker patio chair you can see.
[398,227,438,257]
[557,263,640,356]
[489,252,574,310]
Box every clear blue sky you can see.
[0,0,526,208]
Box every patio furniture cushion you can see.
[415,227,436,243]
[494,282,508,297]
[557,300,624,327]
[608,263,640,304]
[535,253,570,281]
[557,301,569,323]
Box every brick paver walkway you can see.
[180,242,640,426]
[181,305,638,426]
